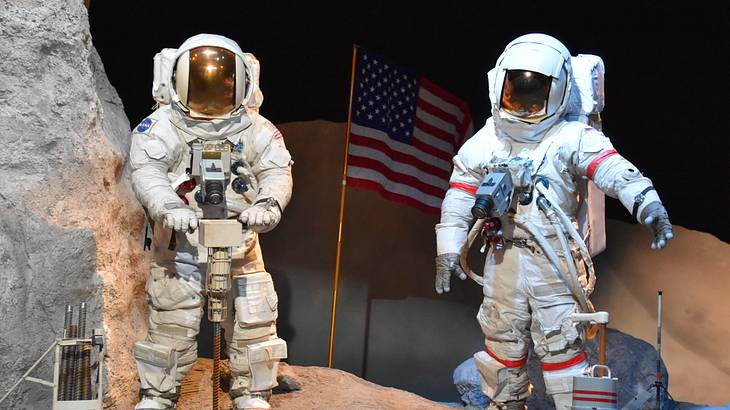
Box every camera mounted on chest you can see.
[188,141,253,219]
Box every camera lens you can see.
[471,197,494,219]
[205,181,224,205]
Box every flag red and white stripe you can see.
[346,48,473,216]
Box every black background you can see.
[89,1,730,242]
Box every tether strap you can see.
[632,186,656,221]
[254,197,283,214]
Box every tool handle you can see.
[569,311,609,324]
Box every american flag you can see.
[346,47,473,216]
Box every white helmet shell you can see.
[170,33,254,119]
[488,33,573,142]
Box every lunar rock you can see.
[0,1,149,408]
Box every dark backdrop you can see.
[89,1,730,242]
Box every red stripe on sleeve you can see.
[450,182,478,195]
[586,149,618,180]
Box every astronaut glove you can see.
[640,202,674,250]
[435,253,467,294]
[239,198,282,233]
[161,203,198,233]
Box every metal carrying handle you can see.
[591,364,612,379]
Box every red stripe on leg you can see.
[485,347,527,368]
[541,351,588,371]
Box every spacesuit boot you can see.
[135,396,175,410]
[223,271,287,410]
[233,392,273,410]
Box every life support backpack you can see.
[566,54,607,257]
[151,48,265,111]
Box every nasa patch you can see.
[135,117,156,134]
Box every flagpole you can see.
[328,43,359,368]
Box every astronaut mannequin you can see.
[435,34,673,410]
[129,34,292,410]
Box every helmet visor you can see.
[186,46,237,117]
[500,70,551,119]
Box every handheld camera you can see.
[191,142,232,219]
[471,171,514,219]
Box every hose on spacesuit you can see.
[458,189,594,315]
[458,213,590,312]
[514,214,592,313]
[534,183,596,293]
[458,218,487,286]
[539,198,580,280]
[535,198,593,314]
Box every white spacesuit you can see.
[435,34,673,410]
[129,34,292,410]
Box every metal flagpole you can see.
[328,43,359,368]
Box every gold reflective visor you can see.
[187,46,237,117]
[500,70,550,118]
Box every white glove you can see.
[640,201,674,250]
[435,253,467,294]
[238,198,282,233]
[161,203,198,233]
